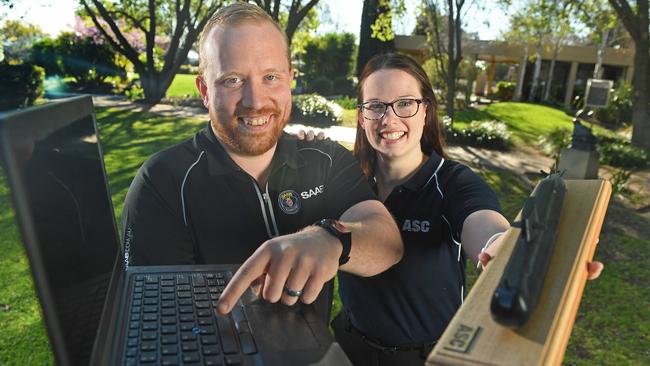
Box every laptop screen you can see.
[0,97,119,365]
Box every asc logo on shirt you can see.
[401,219,430,232]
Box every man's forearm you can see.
[338,200,403,277]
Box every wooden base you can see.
[426,179,611,366]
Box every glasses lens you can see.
[364,102,386,119]
[394,99,418,118]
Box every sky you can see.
[2,0,511,41]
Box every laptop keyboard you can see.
[124,271,257,366]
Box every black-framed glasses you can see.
[357,98,427,120]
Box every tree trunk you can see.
[514,47,528,101]
[356,0,394,76]
[528,44,542,102]
[593,29,609,79]
[630,39,649,149]
[543,47,559,102]
[608,0,649,149]
[543,57,556,102]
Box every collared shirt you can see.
[121,125,376,267]
[338,151,501,345]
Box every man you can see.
[121,3,403,318]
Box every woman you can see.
[329,53,603,366]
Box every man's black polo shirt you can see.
[338,151,501,345]
[121,125,376,267]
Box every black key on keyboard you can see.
[161,316,177,325]
[141,330,157,341]
[162,325,177,334]
[182,352,200,363]
[182,341,199,352]
[225,354,243,365]
[139,352,157,363]
[161,355,179,366]
[161,334,178,345]
[203,345,221,356]
[161,344,179,355]
[201,335,218,345]
[192,275,206,287]
[238,332,257,355]
[216,315,238,354]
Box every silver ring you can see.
[284,285,303,297]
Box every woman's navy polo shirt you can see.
[338,151,501,345]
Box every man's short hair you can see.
[198,3,290,78]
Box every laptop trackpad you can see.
[245,301,321,350]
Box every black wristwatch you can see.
[314,219,352,265]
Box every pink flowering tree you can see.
[79,0,223,105]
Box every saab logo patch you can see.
[301,184,325,199]
[278,190,300,215]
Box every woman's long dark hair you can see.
[353,53,446,178]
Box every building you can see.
[395,35,634,109]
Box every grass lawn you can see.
[166,73,200,98]
[454,102,575,145]
[1,102,648,365]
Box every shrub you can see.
[332,77,355,96]
[496,81,515,101]
[446,120,512,150]
[594,82,633,127]
[333,95,358,110]
[292,93,343,127]
[539,127,571,156]
[31,37,63,76]
[56,33,125,89]
[598,142,647,169]
[309,76,333,96]
[301,32,357,95]
[610,168,633,195]
[0,62,44,111]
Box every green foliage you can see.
[422,56,447,99]
[332,95,358,110]
[291,93,343,127]
[609,168,633,195]
[301,32,357,95]
[370,0,404,42]
[496,81,516,101]
[0,20,46,63]
[125,84,145,101]
[594,81,633,127]
[538,127,571,170]
[0,62,44,111]
[30,37,63,76]
[31,33,125,90]
[598,142,648,169]
[55,33,125,88]
[446,120,513,150]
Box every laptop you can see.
[0,96,351,366]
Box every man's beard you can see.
[211,106,290,156]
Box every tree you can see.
[79,0,223,105]
[250,0,320,46]
[0,20,46,63]
[356,0,396,76]
[419,0,468,121]
[301,32,357,94]
[605,0,648,149]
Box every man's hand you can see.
[215,227,341,314]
